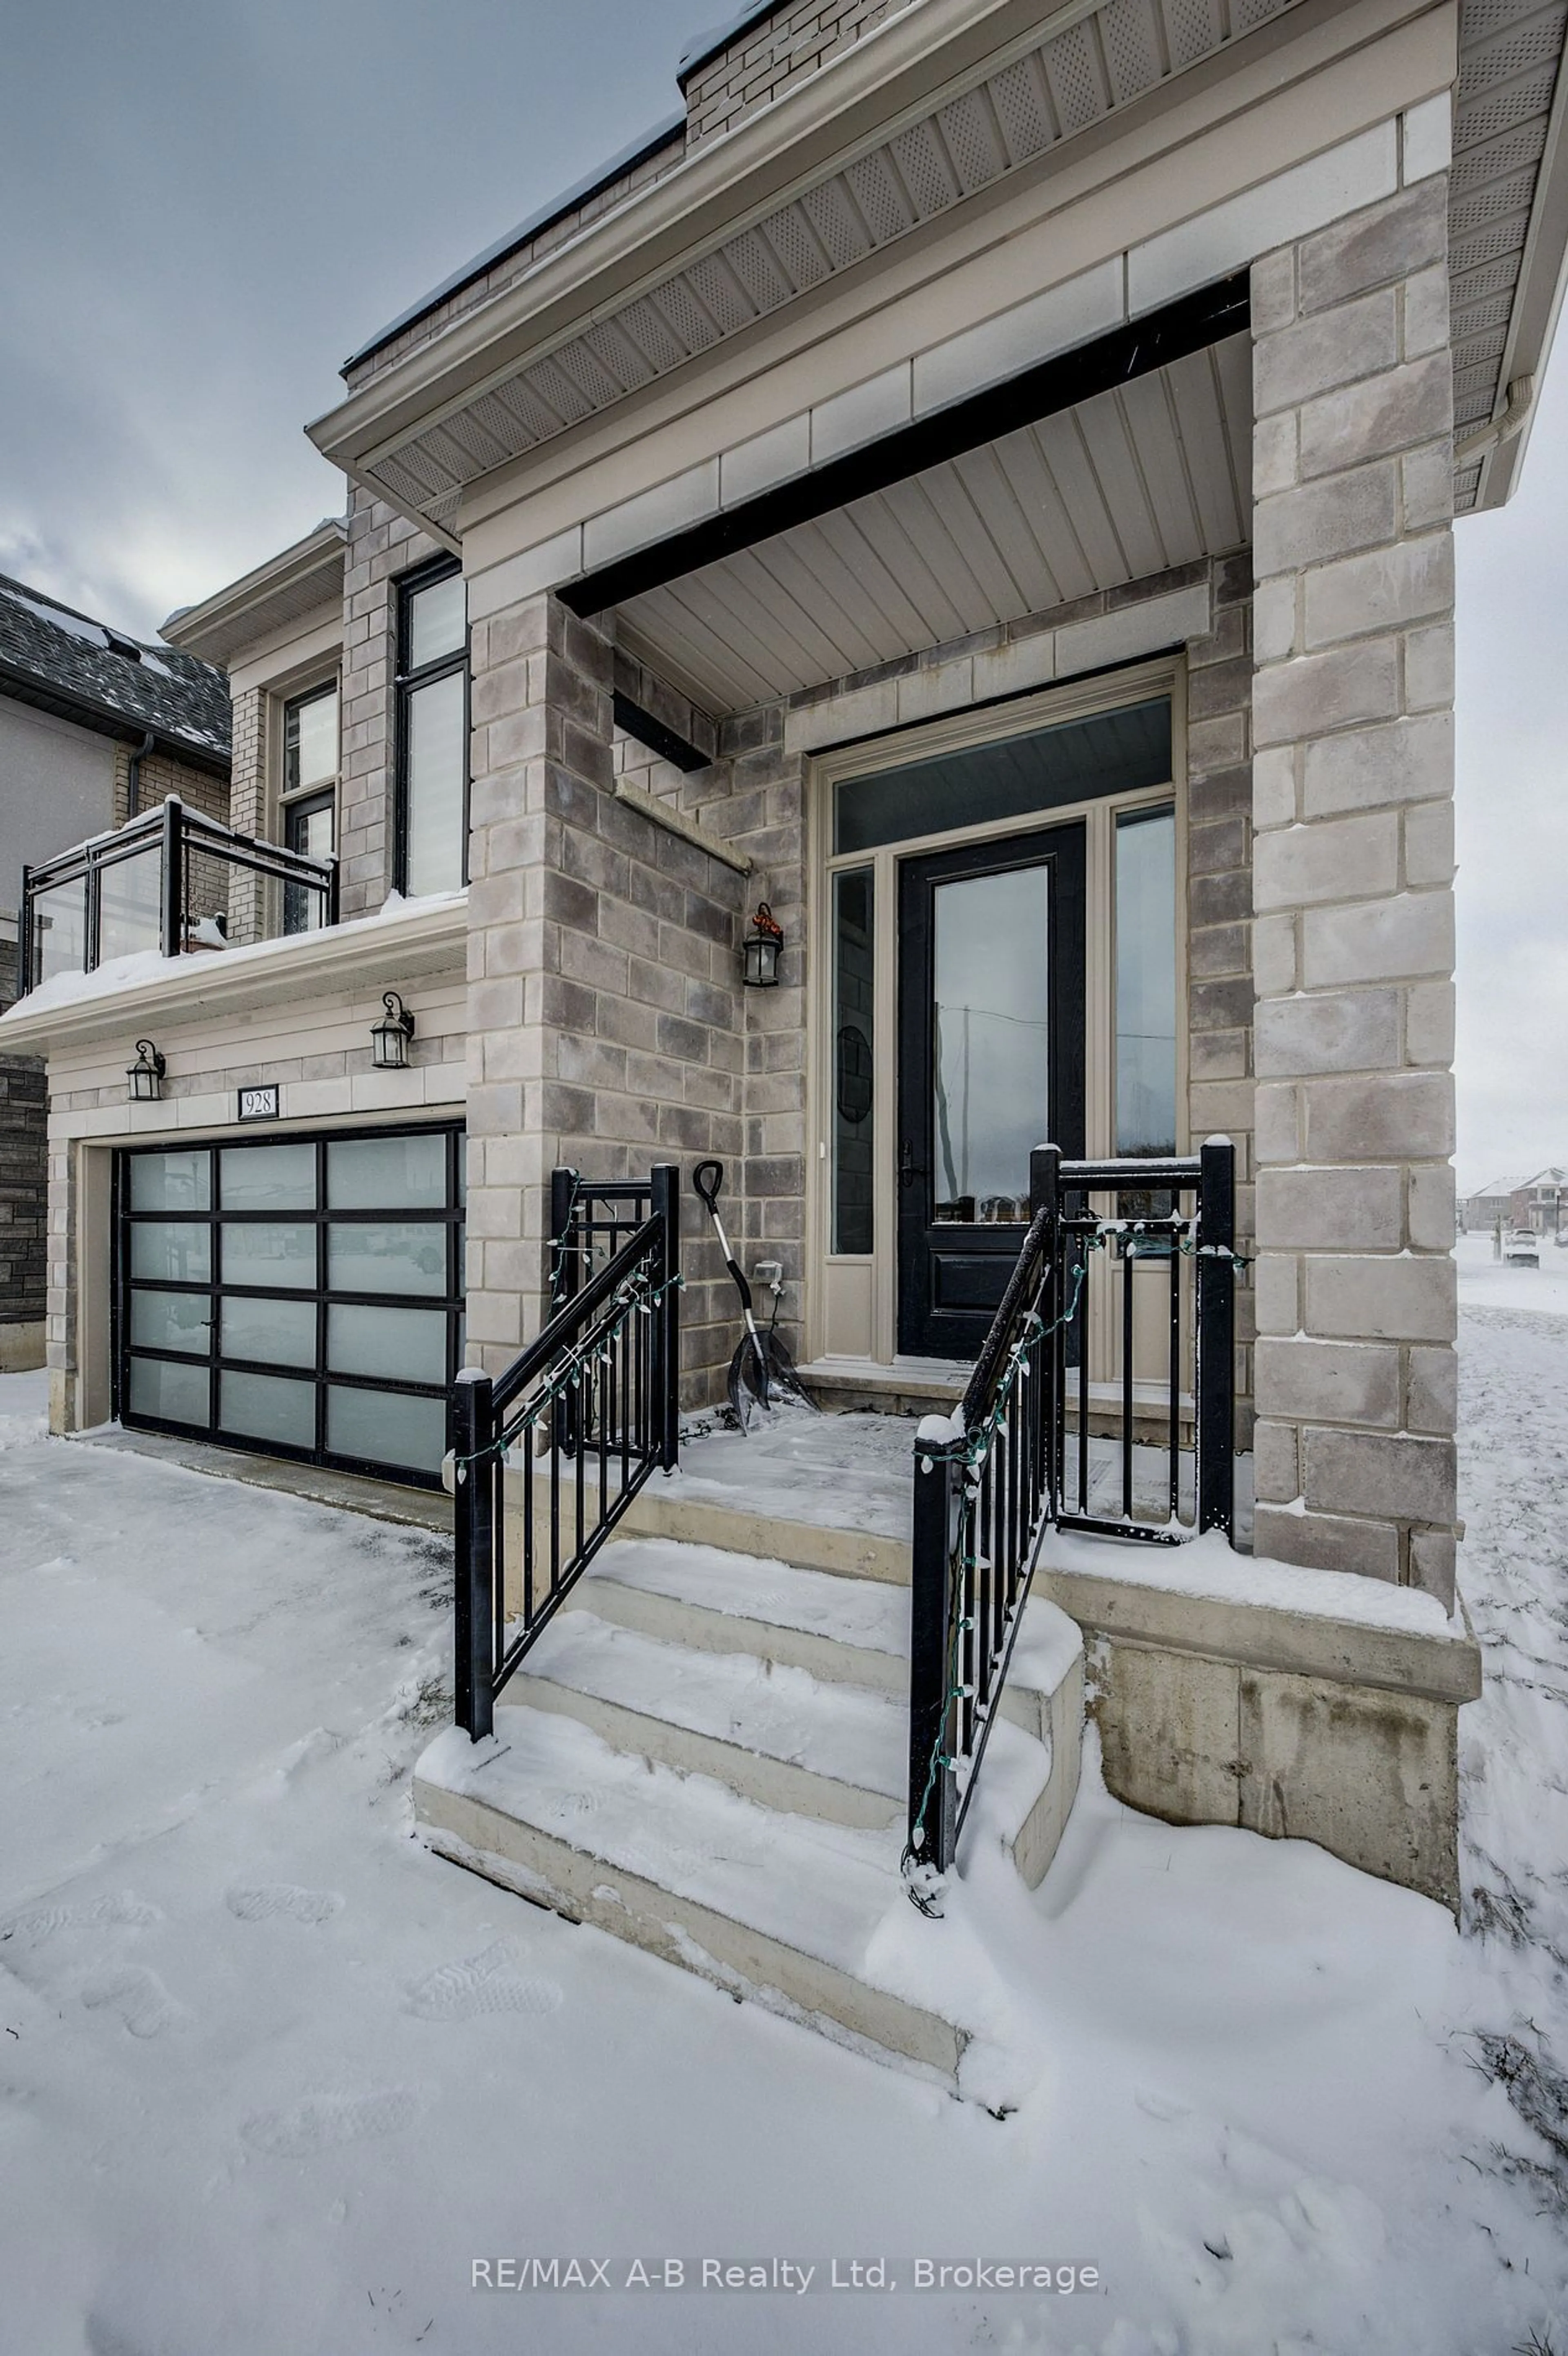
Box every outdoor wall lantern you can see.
[741,901,784,988]
[127,1039,166,1103]
[371,990,416,1070]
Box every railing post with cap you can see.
[908,1437,959,1876]
[160,796,184,959]
[1030,1144,1062,1522]
[648,1162,681,1471]
[452,1368,495,1742]
[1196,1138,1236,1539]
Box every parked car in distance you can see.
[1506,1229,1541,1266]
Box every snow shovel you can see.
[692,1158,816,1427]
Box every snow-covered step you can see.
[508,1611,906,1831]
[575,1537,910,1695]
[415,1706,1019,2085]
[573,1535,1086,1752]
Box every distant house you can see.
[0,573,229,1368]
[1463,1176,1530,1232]
[1510,1169,1567,1238]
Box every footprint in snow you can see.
[4,1892,162,1949]
[79,1965,183,2040]
[241,2088,425,2157]
[406,1939,563,2022]
[225,1884,343,1926]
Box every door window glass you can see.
[931,863,1050,1223]
[836,698,1170,854]
[832,868,875,1256]
[1115,808,1178,1155]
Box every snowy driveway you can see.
[1,1322,1566,2356]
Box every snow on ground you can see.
[2,1320,1566,2355]
[1458,1225,1568,1315]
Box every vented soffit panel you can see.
[337,0,1306,535]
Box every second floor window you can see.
[396,560,467,897]
[281,680,339,934]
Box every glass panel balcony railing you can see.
[18,797,338,998]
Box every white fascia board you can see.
[161,520,347,666]
[305,0,1115,473]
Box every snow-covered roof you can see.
[0,571,231,771]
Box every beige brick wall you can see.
[684,0,915,147]
[1247,174,1458,1604]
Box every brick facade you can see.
[1247,174,1458,1604]
[684,0,916,147]
[0,927,46,1343]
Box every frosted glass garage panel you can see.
[222,1296,316,1369]
[329,1303,447,1384]
[328,1132,447,1209]
[223,1223,316,1289]
[220,1142,317,1211]
[328,1223,447,1295]
[128,1356,209,1426]
[327,1386,446,1474]
[221,1370,316,1451]
[129,1151,210,1213]
[129,1290,209,1356]
[129,1222,211,1285]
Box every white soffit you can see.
[365,0,1301,530]
[615,331,1251,710]
[1452,0,1568,512]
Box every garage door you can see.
[116,1124,464,1487]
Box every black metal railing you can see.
[452,1165,680,1742]
[18,796,339,995]
[1039,1140,1236,1546]
[906,1140,1236,1881]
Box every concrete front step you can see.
[508,1607,909,1831]
[415,1707,973,2082]
[417,1499,1089,2085]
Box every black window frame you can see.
[112,1120,466,1491]
[393,554,470,898]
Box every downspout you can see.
[126,729,155,819]
[1453,375,1536,468]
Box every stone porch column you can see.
[463,589,618,1375]
[463,589,748,1388]
[1249,158,1459,1605]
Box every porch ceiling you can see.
[612,330,1251,712]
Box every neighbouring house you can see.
[0,572,229,1371]
[2,0,1543,2080]
[1510,1166,1567,1236]
[1462,1173,1530,1230]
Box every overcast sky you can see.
[2,0,1559,1192]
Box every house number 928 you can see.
[237,1085,279,1121]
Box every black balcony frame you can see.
[18,797,339,996]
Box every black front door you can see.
[897,822,1085,1358]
